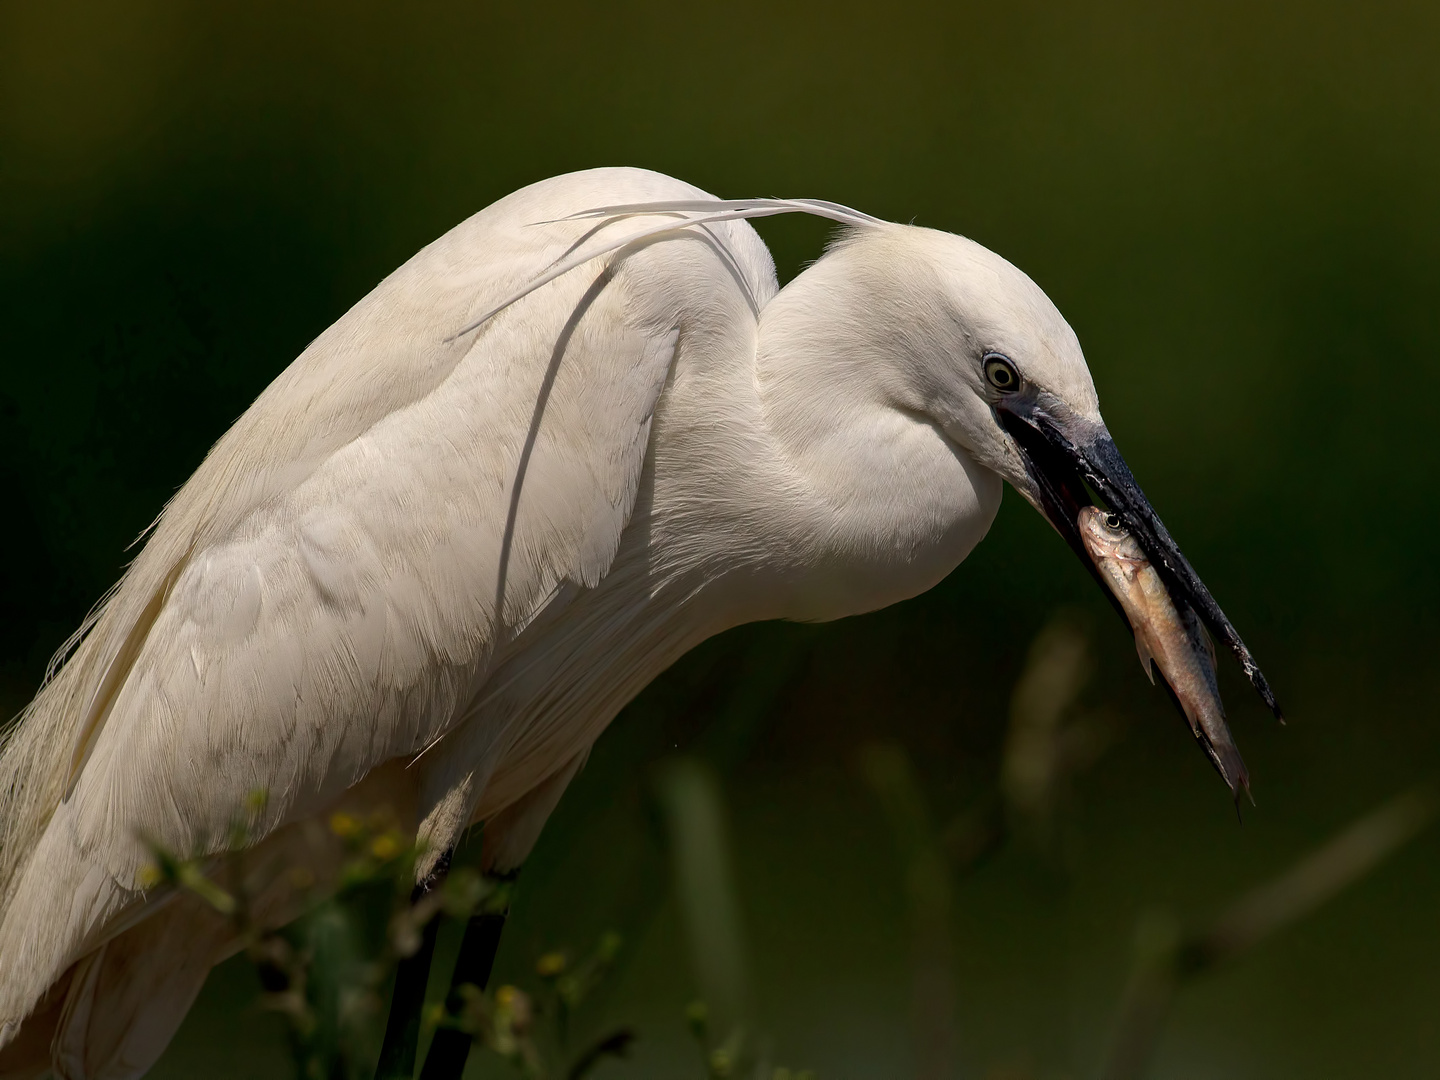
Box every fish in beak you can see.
[1076,506,1251,798]
[995,389,1282,796]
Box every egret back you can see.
[0,167,778,1055]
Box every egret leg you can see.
[376,853,453,1080]
[417,871,517,1080]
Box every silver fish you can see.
[1077,506,1250,799]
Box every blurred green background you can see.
[3,0,1440,1076]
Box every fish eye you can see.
[1103,513,1123,532]
[983,353,1020,392]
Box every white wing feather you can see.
[0,166,780,1039]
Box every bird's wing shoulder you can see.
[63,169,777,870]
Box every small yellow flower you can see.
[137,864,164,890]
[495,984,519,1009]
[370,833,401,860]
[535,950,567,977]
[329,811,360,837]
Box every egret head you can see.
[864,221,1284,728]
[804,222,1282,729]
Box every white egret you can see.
[0,167,1279,1079]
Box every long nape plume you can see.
[447,196,886,341]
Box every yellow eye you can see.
[983,353,1020,392]
[1103,513,1124,533]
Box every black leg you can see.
[376,853,452,1080]
[417,875,516,1080]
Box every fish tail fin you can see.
[1135,637,1156,684]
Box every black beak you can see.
[997,390,1283,725]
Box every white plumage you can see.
[0,166,1127,1077]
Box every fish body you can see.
[1077,506,1250,799]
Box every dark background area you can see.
[3,1,1439,1076]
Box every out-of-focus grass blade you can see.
[654,758,752,1043]
[1101,784,1438,1080]
[1196,786,1437,965]
[857,743,955,1080]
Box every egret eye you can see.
[983,353,1020,392]
[1103,513,1123,532]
